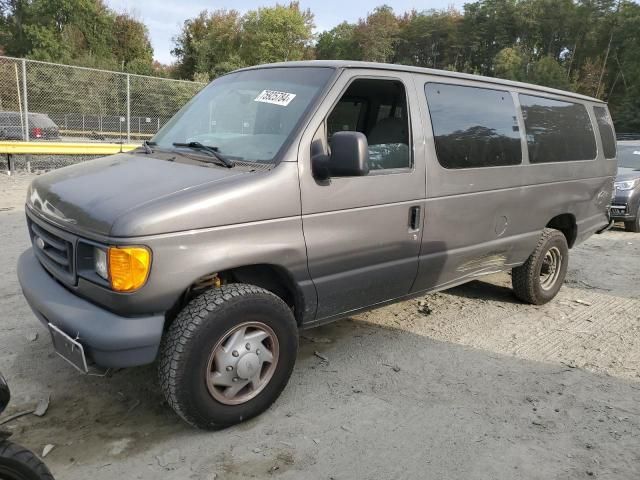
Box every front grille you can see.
[27,216,76,285]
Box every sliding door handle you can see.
[409,206,421,231]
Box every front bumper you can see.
[17,249,165,368]
[612,188,639,221]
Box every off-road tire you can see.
[158,284,298,429]
[624,206,640,232]
[512,228,569,305]
[0,440,54,480]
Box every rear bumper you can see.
[17,249,165,368]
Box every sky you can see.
[105,1,460,64]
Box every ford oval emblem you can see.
[35,236,45,250]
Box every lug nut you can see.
[232,377,239,382]
[226,366,233,372]
[232,350,239,357]
[246,343,251,350]
[256,349,261,355]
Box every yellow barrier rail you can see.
[59,129,154,138]
[0,141,140,155]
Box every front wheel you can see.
[158,284,298,429]
[0,440,54,480]
[512,228,569,305]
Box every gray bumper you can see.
[17,249,165,368]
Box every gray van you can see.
[17,61,616,428]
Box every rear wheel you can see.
[512,228,569,305]
[624,206,640,232]
[0,440,54,480]
[158,284,298,429]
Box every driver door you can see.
[298,70,427,321]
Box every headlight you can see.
[615,179,640,191]
[94,248,108,280]
[92,245,151,292]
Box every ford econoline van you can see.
[17,61,616,428]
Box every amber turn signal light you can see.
[108,246,151,292]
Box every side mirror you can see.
[312,131,369,181]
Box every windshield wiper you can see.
[172,141,235,168]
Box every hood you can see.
[27,153,245,236]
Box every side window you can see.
[327,99,365,137]
[425,83,522,169]
[594,106,616,159]
[519,94,597,163]
[326,78,411,170]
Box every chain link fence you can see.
[0,56,205,144]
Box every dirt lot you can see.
[1,172,639,479]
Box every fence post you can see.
[126,73,131,143]
[22,59,29,141]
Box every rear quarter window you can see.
[519,95,597,163]
[425,83,522,169]
[593,106,616,159]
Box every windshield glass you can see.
[153,67,334,163]
[617,142,640,169]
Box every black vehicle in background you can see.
[0,112,60,141]
[0,374,54,480]
[612,141,640,232]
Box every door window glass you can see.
[327,78,411,170]
[519,94,597,163]
[594,106,616,159]
[425,83,522,169]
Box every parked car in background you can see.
[0,112,60,140]
[612,141,640,232]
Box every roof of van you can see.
[239,60,604,104]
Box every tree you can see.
[172,9,242,79]
[240,2,314,65]
[172,3,314,78]
[461,0,520,75]
[112,14,153,72]
[316,22,360,60]
[0,0,154,72]
[396,8,463,69]
[354,5,400,63]
[494,47,525,81]
[529,56,571,90]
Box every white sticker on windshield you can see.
[633,150,640,155]
[254,90,296,106]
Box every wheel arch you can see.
[546,213,577,248]
[170,263,307,327]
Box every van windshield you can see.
[153,67,334,164]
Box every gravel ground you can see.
[1,172,639,480]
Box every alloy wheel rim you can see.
[540,246,562,291]
[206,321,279,405]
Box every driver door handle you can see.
[409,206,421,231]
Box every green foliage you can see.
[303,0,639,132]
[396,9,463,69]
[241,2,314,65]
[172,2,313,79]
[529,56,571,90]
[0,0,153,72]
[494,48,525,81]
[171,9,243,80]
[316,22,359,60]
[353,5,400,63]
[2,0,639,132]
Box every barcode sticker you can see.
[254,90,296,106]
